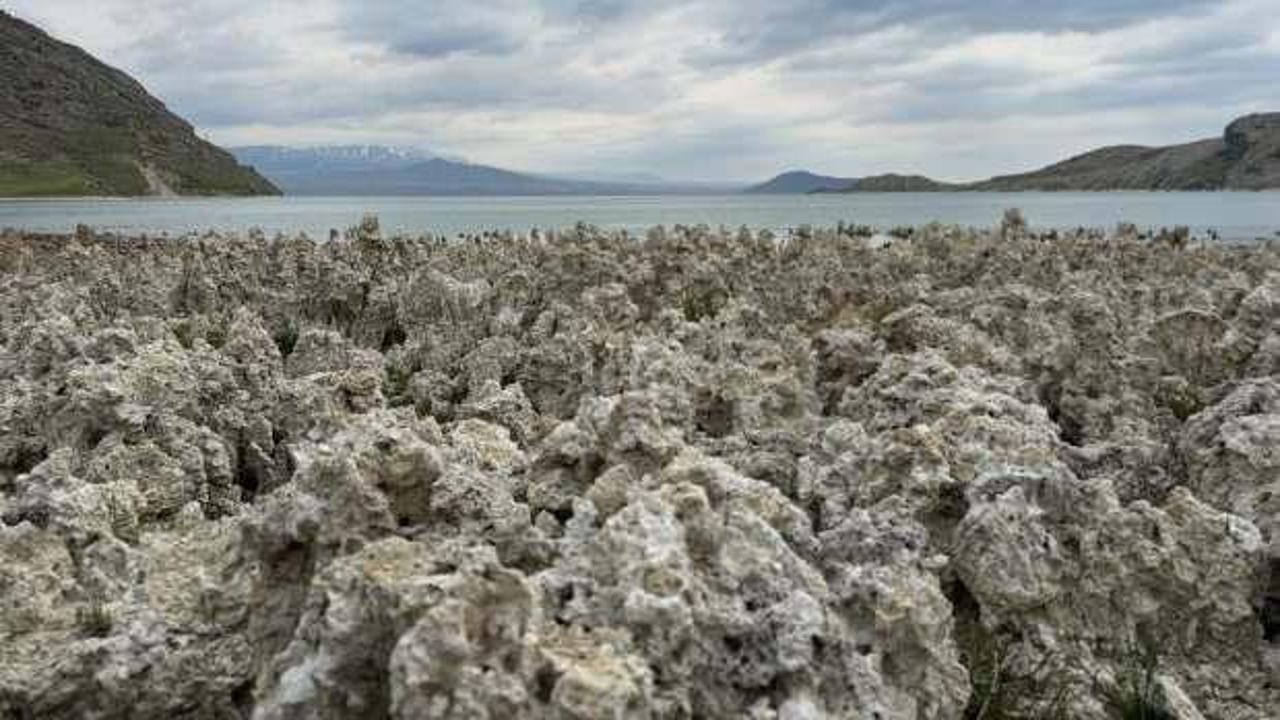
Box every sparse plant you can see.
[273,321,299,357]
[76,598,114,638]
[1155,226,1190,250]
[384,350,422,407]
[106,490,138,543]
[379,321,407,352]
[198,584,221,628]
[1000,208,1028,239]
[173,319,195,349]
[1154,379,1203,422]
[679,282,725,322]
[354,214,381,244]
[962,635,1068,718]
[954,606,1069,720]
[206,324,226,349]
[1102,632,1171,720]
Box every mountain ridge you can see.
[233,145,436,169]
[748,113,1280,193]
[232,145,742,196]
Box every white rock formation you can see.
[1,225,1277,718]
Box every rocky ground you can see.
[0,218,1277,719]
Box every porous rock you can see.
[1,225,1278,718]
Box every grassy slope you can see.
[0,128,147,196]
[0,12,279,197]
[0,130,275,198]
[0,162,91,196]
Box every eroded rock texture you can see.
[1,223,1277,718]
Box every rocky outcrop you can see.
[770,112,1280,193]
[1224,113,1280,190]
[1,222,1278,718]
[972,112,1280,191]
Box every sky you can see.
[7,0,1280,181]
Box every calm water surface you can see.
[2,193,1278,240]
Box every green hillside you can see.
[0,11,279,197]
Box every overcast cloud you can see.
[6,0,1279,181]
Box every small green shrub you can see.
[380,322,407,352]
[679,284,725,322]
[384,357,421,407]
[206,325,227,350]
[76,600,114,638]
[172,320,195,350]
[950,589,1069,720]
[273,322,300,357]
[1155,381,1204,422]
[961,631,1067,718]
[106,491,138,543]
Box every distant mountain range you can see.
[749,113,1280,193]
[0,11,277,197]
[233,145,438,173]
[232,145,741,196]
[4,8,1275,200]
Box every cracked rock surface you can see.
[1,223,1278,718]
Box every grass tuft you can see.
[960,626,1068,719]
[273,321,300,358]
[679,282,726,322]
[1104,633,1173,720]
[1155,381,1204,422]
[76,599,114,638]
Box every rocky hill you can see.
[0,11,278,197]
[813,173,958,193]
[850,173,956,191]
[975,113,1280,191]
[745,170,856,193]
[1222,113,1280,188]
[759,113,1280,193]
[972,141,1228,191]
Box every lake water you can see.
[2,193,1278,240]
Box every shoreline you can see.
[2,221,1277,246]
[3,193,1279,243]
[4,187,1280,202]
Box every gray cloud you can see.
[681,0,1222,68]
[334,3,534,59]
[6,0,1278,180]
[880,0,1217,31]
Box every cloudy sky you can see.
[7,0,1279,181]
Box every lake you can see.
[2,192,1278,240]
